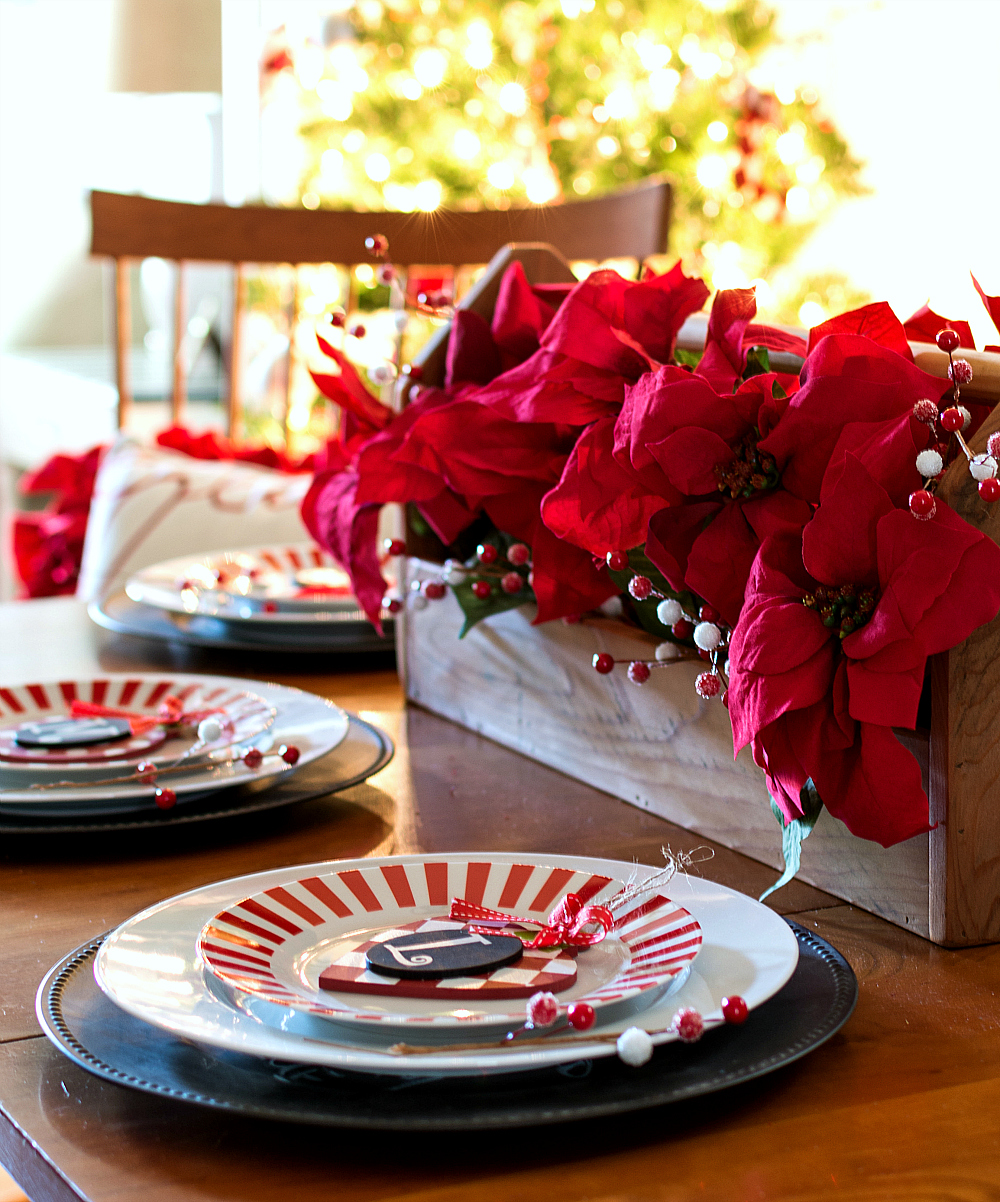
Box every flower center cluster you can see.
[801,584,877,639]
[715,432,779,500]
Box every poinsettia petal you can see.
[750,713,816,823]
[806,301,912,360]
[683,502,761,626]
[802,454,892,586]
[645,501,721,593]
[541,418,675,555]
[902,303,975,349]
[621,260,710,363]
[416,489,481,545]
[742,491,814,543]
[540,270,647,376]
[445,309,503,387]
[846,651,925,728]
[475,351,622,425]
[648,427,733,495]
[695,287,757,392]
[819,414,927,508]
[743,323,808,358]
[491,260,560,364]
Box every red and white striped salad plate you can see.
[125,543,377,624]
[197,857,703,1034]
[0,678,274,776]
[94,853,799,1076]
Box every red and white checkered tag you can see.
[317,919,577,1000]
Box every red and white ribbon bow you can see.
[449,893,614,949]
[69,698,226,737]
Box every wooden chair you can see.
[89,178,672,438]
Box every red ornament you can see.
[606,550,629,572]
[243,748,263,769]
[567,1001,595,1031]
[135,760,157,783]
[348,323,366,339]
[979,478,1000,502]
[935,328,961,353]
[627,660,651,685]
[592,652,615,674]
[281,745,301,765]
[948,358,973,386]
[672,1007,704,1043]
[507,542,531,566]
[383,538,406,556]
[940,407,964,432]
[477,543,499,564]
[500,571,523,594]
[699,603,720,622]
[471,580,492,600]
[672,618,694,640]
[263,601,278,614]
[908,489,937,520]
[629,575,653,600]
[695,671,721,698]
[402,363,423,381]
[154,787,177,810]
[722,995,749,1024]
[365,234,389,257]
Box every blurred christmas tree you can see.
[262,0,866,322]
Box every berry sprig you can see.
[909,329,999,519]
[595,551,732,702]
[385,538,533,612]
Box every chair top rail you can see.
[89,177,671,267]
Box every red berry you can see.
[940,407,964,433]
[908,489,936,519]
[935,328,961,353]
[402,363,423,380]
[471,580,492,600]
[263,601,278,613]
[281,744,300,765]
[672,1007,704,1043]
[949,358,973,385]
[154,787,177,810]
[979,478,1000,502]
[526,991,559,1027]
[695,671,721,698]
[500,571,523,594]
[627,661,651,685]
[507,542,531,566]
[377,263,396,285]
[672,618,694,640]
[567,1001,595,1031]
[477,543,499,565]
[383,538,406,557]
[385,597,402,614]
[606,550,629,572]
[699,603,720,622]
[243,748,263,769]
[698,648,712,661]
[423,581,447,600]
[988,432,1000,461]
[135,760,157,783]
[629,575,653,600]
[348,323,366,339]
[721,689,729,709]
[327,310,346,328]
[592,652,615,675]
[722,995,749,1024]
[365,233,389,256]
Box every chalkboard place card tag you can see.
[14,716,133,749]
[366,928,524,980]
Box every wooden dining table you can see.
[1,596,998,1202]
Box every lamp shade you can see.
[109,0,222,93]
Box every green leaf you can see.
[606,545,702,641]
[759,780,824,902]
[673,347,703,369]
[742,345,772,381]
[451,531,534,638]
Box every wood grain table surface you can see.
[0,598,997,1202]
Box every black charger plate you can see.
[0,714,392,835]
[37,921,856,1130]
[90,592,394,654]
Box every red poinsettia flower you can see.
[902,303,975,350]
[727,454,1000,846]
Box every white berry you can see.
[392,311,410,333]
[410,593,428,611]
[958,405,972,431]
[616,1026,654,1066]
[915,449,943,478]
[693,621,722,652]
[970,454,998,482]
[656,598,683,626]
[368,362,397,386]
[197,716,224,744]
[655,641,681,661]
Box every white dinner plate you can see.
[196,858,702,1036]
[0,676,275,783]
[94,853,799,1076]
[125,543,377,625]
[0,674,349,812]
